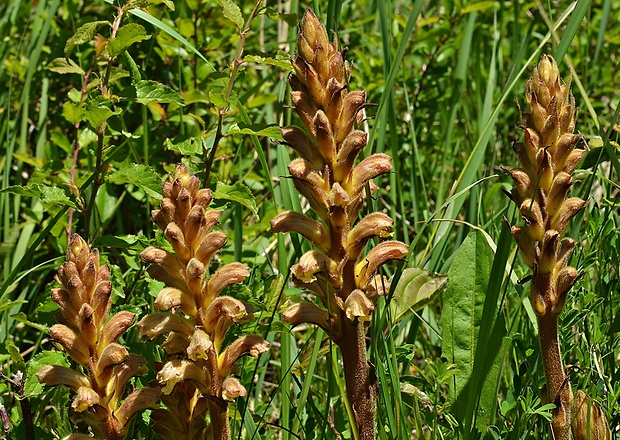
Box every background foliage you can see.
[0,0,618,438]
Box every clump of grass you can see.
[271,9,408,439]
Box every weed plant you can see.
[0,1,618,439]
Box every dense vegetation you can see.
[0,0,618,438]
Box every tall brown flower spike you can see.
[506,55,609,439]
[37,234,159,440]
[137,164,269,440]
[271,9,407,439]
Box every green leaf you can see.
[46,57,85,75]
[106,163,163,200]
[0,184,77,210]
[460,1,498,14]
[212,181,258,217]
[65,20,110,57]
[226,123,284,141]
[243,54,293,72]
[107,23,150,58]
[129,9,213,68]
[164,135,208,156]
[214,0,244,29]
[24,351,71,397]
[134,80,185,105]
[0,298,28,313]
[390,268,447,323]
[11,312,49,332]
[84,97,121,129]
[439,231,495,424]
[62,101,83,125]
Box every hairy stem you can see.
[340,320,376,440]
[538,313,571,439]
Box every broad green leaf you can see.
[107,23,150,57]
[134,80,185,105]
[106,163,163,200]
[0,184,77,210]
[244,54,293,72]
[62,101,83,124]
[390,267,447,323]
[84,98,121,129]
[24,351,71,397]
[47,57,85,75]
[439,231,496,425]
[215,0,244,30]
[164,135,208,156]
[226,123,284,141]
[65,20,110,56]
[265,274,286,310]
[212,181,258,217]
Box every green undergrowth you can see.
[0,0,618,438]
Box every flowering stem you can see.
[340,321,376,440]
[538,313,571,439]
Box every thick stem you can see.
[340,319,376,440]
[206,349,229,440]
[538,312,572,439]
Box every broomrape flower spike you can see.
[271,9,407,439]
[37,234,159,440]
[137,164,269,440]
[505,55,610,439]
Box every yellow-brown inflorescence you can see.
[137,164,269,440]
[271,9,407,439]
[571,390,611,440]
[506,55,610,439]
[37,234,159,440]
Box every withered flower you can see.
[271,9,407,439]
[37,234,159,440]
[138,164,269,440]
[505,55,608,438]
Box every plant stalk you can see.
[538,312,571,439]
[340,320,376,440]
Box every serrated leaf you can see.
[62,101,83,124]
[0,299,28,313]
[24,351,71,397]
[226,123,284,141]
[215,0,244,29]
[65,20,110,56]
[164,135,208,156]
[107,23,150,58]
[0,184,77,209]
[390,268,447,322]
[47,58,85,75]
[106,163,163,200]
[212,181,258,217]
[439,231,497,428]
[265,274,285,310]
[134,80,185,105]
[84,98,121,129]
[244,54,293,72]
